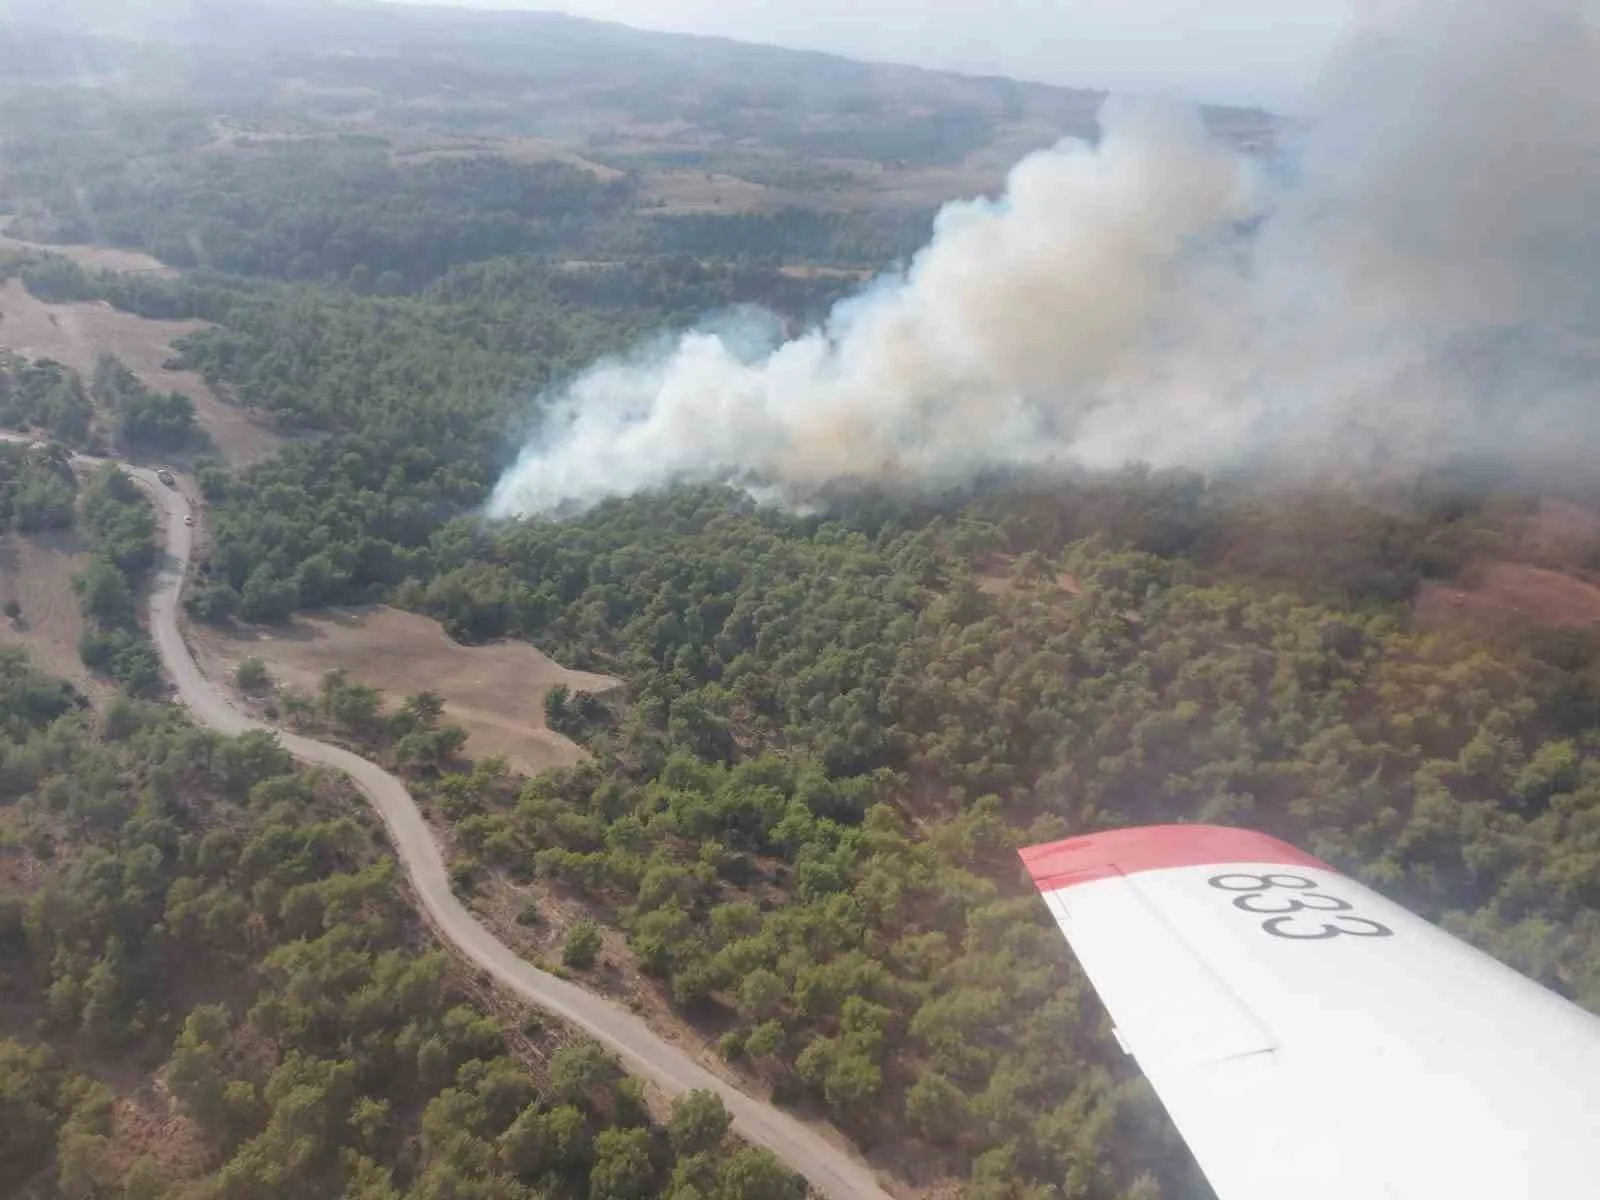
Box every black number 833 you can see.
[1207,873,1395,941]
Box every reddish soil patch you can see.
[1524,498,1600,567]
[188,605,619,776]
[108,1087,206,1182]
[0,279,285,467]
[1417,561,1600,629]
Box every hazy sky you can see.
[397,0,1361,107]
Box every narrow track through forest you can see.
[121,462,892,1200]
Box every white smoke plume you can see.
[489,0,1600,518]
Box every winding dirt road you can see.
[121,466,891,1200]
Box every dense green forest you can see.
[11,141,1600,1200]
[0,647,805,1199]
[0,352,92,446]
[74,463,164,695]
[90,355,203,452]
[9,142,639,286]
[0,5,1595,1198]
[0,103,930,282]
[393,491,1600,1193]
[0,438,77,532]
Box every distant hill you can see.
[0,0,1279,206]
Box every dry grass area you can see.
[828,160,1009,212]
[389,132,623,179]
[0,528,104,698]
[0,280,285,467]
[1524,498,1600,566]
[632,160,1002,216]
[778,264,874,282]
[0,229,174,277]
[975,565,1082,598]
[1416,562,1600,629]
[107,1087,207,1183]
[637,169,827,215]
[189,605,619,775]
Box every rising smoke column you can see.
[489,0,1600,518]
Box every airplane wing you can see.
[1019,825,1600,1200]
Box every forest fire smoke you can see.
[488,0,1600,518]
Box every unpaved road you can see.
[117,466,892,1200]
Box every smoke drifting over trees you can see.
[490,0,1600,517]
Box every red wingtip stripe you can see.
[1019,825,1332,893]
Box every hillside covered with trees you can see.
[0,647,805,1199]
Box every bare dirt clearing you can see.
[1524,498,1600,566]
[0,215,176,276]
[829,160,1011,212]
[631,159,1008,216]
[637,169,829,214]
[389,133,623,179]
[0,231,175,276]
[0,280,285,467]
[976,565,1082,599]
[0,527,102,696]
[189,605,620,775]
[1416,561,1600,629]
[779,264,875,282]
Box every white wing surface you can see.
[1019,825,1600,1200]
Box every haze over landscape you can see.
[4,2,1600,1199]
[406,0,1358,107]
[491,0,1600,515]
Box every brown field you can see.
[778,264,875,281]
[828,160,1009,212]
[0,527,102,696]
[389,133,624,179]
[1524,498,1600,566]
[0,279,285,467]
[0,229,174,277]
[637,169,829,215]
[632,159,1005,216]
[976,564,1082,598]
[1416,561,1600,629]
[189,605,620,775]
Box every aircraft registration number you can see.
[1207,872,1395,941]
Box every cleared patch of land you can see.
[0,279,285,467]
[0,215,176,276]
[189,605,620,775]
[777,264,874,282]
[827,159,1013,212]
[1416,561,1600,629]
[637,169,832,215]
[0,527,100,696]
[389,132,624,179]
[975,565,1082,598]
[0,232,174,276]
[1524,498,1600,566]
